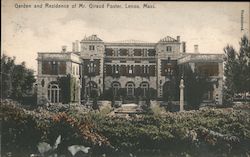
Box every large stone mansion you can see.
[36,34,224,105]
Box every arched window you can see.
[126,82,135,97]
[140,82,149,97]
[48,83,60,103]
[112,82,121,96]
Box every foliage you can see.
[141,95,153,114]
[95,108,250,156]
[0,54,36,100]
[99,105,112,116]
[150,104,164,116]
[237,35,250,94]
[92,97,99,110]
[142,98,151,113]
[57,75,71,104]
[0,99,109,156]
[224,35,250,104]
[1,99,250,156]
[0,99,51,156]
[58,75,80,103]
[148,88,157,100]
[162,80,177,102]
[177,65,211,109]
[49,112,108,155]
[101,89,113,101]
[90,90,98,99]
[70,77,80,102]
[223,45,240,104]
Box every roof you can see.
[178,53,224,64]
[37,52,82,63]
[111,39,149,44]
[159,36,178,42]
[81,34,103,42]
[105,39,155,47]
[80,34,180,44]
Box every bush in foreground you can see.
[1,99,250,156]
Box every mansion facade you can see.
[36,35,224,105]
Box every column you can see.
[179,78,185,112]
[78,83,81,105]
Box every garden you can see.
[1,99,250,157]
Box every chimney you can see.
[182,42,186,53]
[177,36,180,42]
[75,40,79,52]
[72,42,76,52]
[194,45,199,53]
[62,45,67,52]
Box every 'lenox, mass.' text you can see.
[79,3,155,9]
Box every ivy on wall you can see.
[57,75,80,103]
[70,77,80,102]
[57,75,71,104]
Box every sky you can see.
[1,1,250,73]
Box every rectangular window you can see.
[42,61,67,75]
[112,65,115,74]
[85,59,100,76]
[129,65,133,74]
[42,61,50,74]
[59,62,66,75]
[149,65,156,76]
[111,65,119,74]
[89,45,95,51]
[89,62,95,73]
[51,61,58,75]
[166,46,172,52]
[142,65,149,74]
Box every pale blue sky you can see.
[2,1,249,73]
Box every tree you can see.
[162,81,176,101]
[223,45,238,104]
[178,65,211,109]
[1,55,15,98]
[142,96,152,114]
[0,54,36,100]
[237,35,250,98]
[223,35,250,103]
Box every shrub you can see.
[0,99,109,156]
[1,99,250,156]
